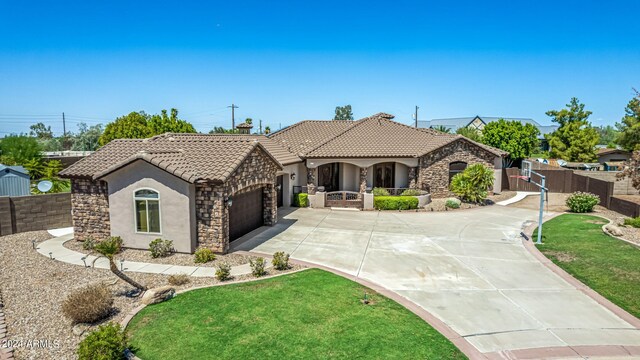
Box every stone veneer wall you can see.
[70,178,110,241]
[196,146,280,253]
[418,139,496,198]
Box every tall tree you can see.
[616,89,640,151]
[148,108,196,134]
[333,105,354,120]
[244,118,253,125]
[595,125,620,147]
[0,135,42,165]
[99,109,196,146]
[545,98,599,162]
[209,126,238,134]
[71,122,103,151]
[29,122,53,139]
[456,127,482,142]
[481,119,540,167]
[617,150,640,193]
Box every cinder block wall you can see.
[0,193,72,236]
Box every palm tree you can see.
[432,125,451,133]
[93,237,147,292]
[265,126,271,135]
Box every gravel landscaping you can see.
[426,190,517,211]
[0,230,303,359]
[63,239,255,267]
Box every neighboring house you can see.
[60,113,505,254]
[43,150,94,168]
[596,148,630,171]
[418,116,558,151]
[0,165,31,196]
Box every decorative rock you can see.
[604,224,624,237]
[72,323,89,336]
[141,286,176,305]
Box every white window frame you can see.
[133,188,162,235]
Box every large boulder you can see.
[604,224,624,237]
[141,286,175,305]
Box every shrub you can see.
[374,196,419,210]
[294,193,309,207]
[624,217,640,228]
[566,192,600,213]
[148,238,173,258]
[215,262,232,281]
[372,187,390,196]
[83,236,97,251]
[62,284,113,324]
[194,247,216,264]
[400,189,422,196]
[94,236,123,256]
[250,257,267,277]
[167,273,190,286]
[449,163,495,203]
[77,322,127,360]
[272,251,290,270]
[445,198,461,209]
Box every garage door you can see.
[229,187,264,241]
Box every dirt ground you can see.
[508,192,571,212]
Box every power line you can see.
[227,103,239,129]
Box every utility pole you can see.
[259,119,263,134]
[414,106,419,128]
[227,104,239,129]
[62,112,67,137]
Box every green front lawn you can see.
[127,269,466,360]
[535,214,640,318]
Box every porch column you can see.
[307,167,317,195]
[359,167,368,193]
[408,166,418,189]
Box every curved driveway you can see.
[233,206,640,356]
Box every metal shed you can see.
[0,164,31,196]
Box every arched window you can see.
[134,189,161,234]
[449,162,467,183]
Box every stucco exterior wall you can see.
[395,163,409,188]
[418,139,498,198]
[103,160,196,253]
[279,162,305,206]
[339,163,358,192]
[598,152,630,163]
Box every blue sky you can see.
[1,0,638,135]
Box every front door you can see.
[373,162,395,188]
[317,163,339,192]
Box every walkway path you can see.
[496,191,539,206]
[232,206,640,358]
[37,230,267,277]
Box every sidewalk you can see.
[37,230,268,277]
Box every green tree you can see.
[595,125,619,146]
[94,237,147,292]
[71,122,103,151]
[617,150,640,192]
[99,111,151,146]
[334,105,354,120]
[264,126,272,134]
[29,122,53,139]
[432,125,451,133]
[23,158,44,179]
[148,108,196,135]
[481,119,540,167]
[209,126,238,134]
[449,163,495,203]
[545,98,599,162]
[616,89,640,151]
[0,134,42,165]
[456,127,482,142]
[245,118,253,125]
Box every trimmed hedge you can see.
[374,196,419,210]
[294,193,309,207]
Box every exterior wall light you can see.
[276,184,281,191]
[225,196,233,208]
[290,173,296,180]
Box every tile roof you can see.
[597,148,629,156]
[272,113,506,158]
[60,134,287,183]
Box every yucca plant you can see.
[94,236,147,292]
[449,163,494,203]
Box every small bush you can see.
[82,236,97,251]
[272,251,290,270]
[445,198,461,209]
[372,187,390,196]
[400,189,422,196]
[624,217,640,228]
[77,322,127,360]
[94,236,123,257]
[566,191,600,213]
[167,273,190,286]
[149,238,173,258]
[294,193,309,207]
[374,196,419,210]
[449,163,495,203]
[62,284,114,324]
[194,247,216,264]
[215,262,232,281]
[250,257,267,277]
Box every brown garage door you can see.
[229,187,264,241]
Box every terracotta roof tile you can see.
[269,120,355,155]
[60,134,286,183]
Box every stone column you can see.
[195,183,228,253]
[359,167,368,193]
[408,167,418,189]
[307,167,317,195]
[263,184,277,226]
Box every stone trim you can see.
[306,167,317,195]
[408,166,417,189]
[359,167,367,193]
[70,179,110,241]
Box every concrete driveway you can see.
[232,206,640,356]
